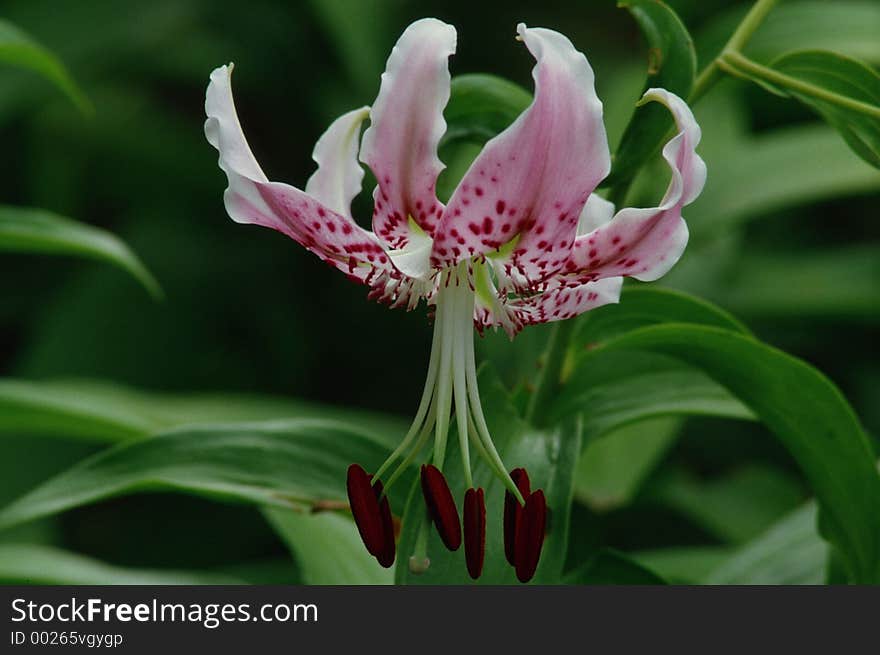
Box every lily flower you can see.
[205,18,705,582]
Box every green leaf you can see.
[0,206,161,299]
[575,286,750,346]
[767,50,880,168]
[441,74,531,147]
[264,507,392,585]
[0,379,160,443]
[548,288,754,443]
[0,377,407,444]
[476,322,555,399]
[573,416,683,511]
[395,366,582,584]
[718,246,880,321]
[632,546,731,584]
[0,19,89,113]
[604,0,696,188]
[563,549,667,584]
[553,351,754,438]
[0,543,242,584]
[654,465,805,544]
[705,501,827,584]
[0,419,409,532]
[687,124,880,236]
[599,324,880,583]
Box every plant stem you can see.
[719,51,880,120]
[608,0,781,207]
[726,0,782,54]
[526,319,577,427]
[689,0,781,104]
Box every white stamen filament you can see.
[431,269,456,468]
[372,308,442,482]
[452,270,474,489]
[375,261,523,505]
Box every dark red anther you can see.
[463,488,486,580]
[514,489,547,583]
[373,479,396,568]
[347,464,385,558]
[420,464,462,551]
[503,468,531,566]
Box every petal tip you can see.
[208,63,234,89]
[405,17,457,50]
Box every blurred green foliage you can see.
[0,0,878,584]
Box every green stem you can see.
[719,51,880,120]
[608,0,780,205]
[725,0,782,53]
[525,319,576,427]
[689,0,781,104]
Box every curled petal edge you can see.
[205,64,395,284]
[565,88,706,284]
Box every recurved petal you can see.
[431,23,610,285]
[565,89,706,284]
[360,18,456,247]
[205,65,393,284]
[305,106,371,221]
[513,276,622,328]
[205,64,268,184]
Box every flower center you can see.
[371,261,523,501]
[348,260,546,581]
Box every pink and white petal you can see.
[359,18,456,246]
[205,64,268,184]
[230,180,393,283]
[577,193,615,235]
[472,276,521,338]
[305,107,371,220]
[431,23,610,285]
[565,89,705,283]
[512,276,623,328]
[473,299,520,339]
[387,222,434,280]
[205,65,392,284]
